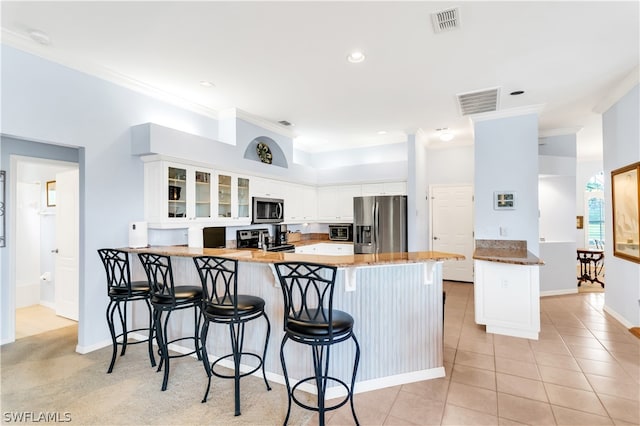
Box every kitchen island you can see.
[473,239,544,340]
[125,245,463,397]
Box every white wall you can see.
[474,113,540,255]
[602,83,640,328]
[426,145,474,185]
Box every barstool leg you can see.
[229,322,243,416]
[144,298,156,367]
[159,310,172,391]
[119,302,128,356]
[200,321,212,403]
[350,335,361,426]
[106,300,118,374]
[280,336,293,426]
[312,345,330,426]
[194,305,203,361]
[261,313,272,391]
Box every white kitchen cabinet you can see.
[285,183,317,223]
[361,181,407,196]
[251,177,286,199]
[316,184,361,222]
[143,159,215,227]
[474,260,540,339]
[295,243,353,255]
[216,171,251,223]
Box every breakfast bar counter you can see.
[124,245,463,397]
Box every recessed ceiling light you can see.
[28,29,51,46]
[436,128,454,142]
[377,130,387,135]
[199,80,215,88]
[347,51,365,63]
[440,132,454,142]
[510,90,525,96]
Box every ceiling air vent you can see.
[431,7,460,33]
[278,120,292,126]
[456,87,501,116]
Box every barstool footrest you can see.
[291,376,352,413]
[209,352,264,379]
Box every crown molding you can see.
[232,108,296,139]
[593,65,639,114]
[468,104,546,123]
[2,30,220,120]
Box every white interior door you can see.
[431,185,474,282]
[54,169,79,320]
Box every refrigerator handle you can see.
[374,201,379,254]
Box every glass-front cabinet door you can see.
[217,172,251,222]
[168,166,187,219]
[237,177,250,219]
[217,174,232,218]
[194,170,212,219]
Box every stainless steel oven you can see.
[329,224,353,241]
[252,197,284,224]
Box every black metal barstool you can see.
[98,248,156,373]
[138,252,203,391]
[193,255,271,416]
[274,261,360,426]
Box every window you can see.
[585,172,604,248]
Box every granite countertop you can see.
[472,239,543,265]
[123,245,464,267]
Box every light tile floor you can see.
[322,281,639,425]
[15,304,76,339]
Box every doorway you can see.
[13,156,79,338]
[430,184,475,282]
[0,135,81,345]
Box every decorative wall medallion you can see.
[256,142,273,164]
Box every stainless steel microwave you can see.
[252,197,284,224]
[329,224,353,241]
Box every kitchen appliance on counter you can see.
[203,226,226,248]
[236,228,295,253]
[252,197,284,224]
[128,221,148,248]
[274,224,288,246]
[354,195,407,254]
[329,224,353,242]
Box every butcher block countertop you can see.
[123,245,464,267]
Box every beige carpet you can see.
[1,325,314,425]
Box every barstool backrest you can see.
[193,256,238,314]
[98,248,134,296]
[274,262,338,337]
[138,253,176,304]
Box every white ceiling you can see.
[2,1,638,159]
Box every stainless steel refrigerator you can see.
[354,195,407,254]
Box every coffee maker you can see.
[274,224,288,246]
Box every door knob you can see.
[51,249,59,253]
[433,237,439,240]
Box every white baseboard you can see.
[603,304,635,329]
[76,338,112,354]
[540,288,578,297]
[40,301,55,310]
